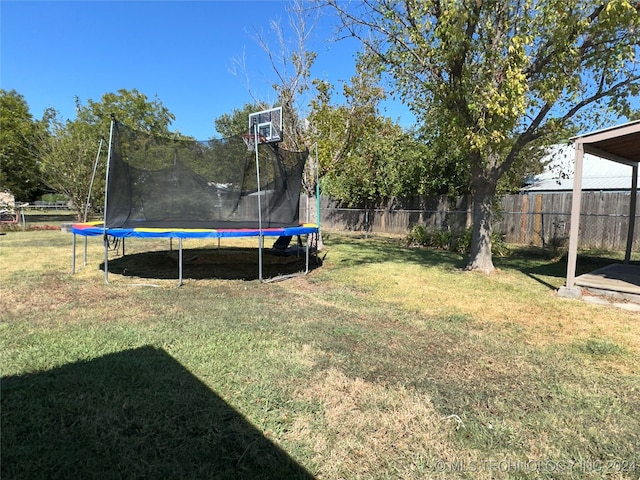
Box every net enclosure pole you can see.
[103,116,116,284]
[85,138,103,223]
[84,138,104,266]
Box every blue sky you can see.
[1,0,414,139]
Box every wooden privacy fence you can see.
[300,192,639,251]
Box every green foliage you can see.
[40,193,67,203]
[415,125,471,196]
[407,226,509,256]
[309,55,428,205]
[545,234,569,261]
[320,119,429,206]
[453,227,473,254]
[0,90,47,201]
[405,225,431,246]
[214,102,268,138]
[38,114,104,220]
[75,88,175,140]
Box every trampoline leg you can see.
[178,237,183,287]
[258,234,264,282]
[72,234,76,274]
[104,236,109,284]
[83,236,88,266]
[304,234,310,274]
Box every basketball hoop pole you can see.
[248,106,283,281]
[253,123,264,281]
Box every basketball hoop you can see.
[242,133,256,152]
[242,132,267,152]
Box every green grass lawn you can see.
[1,230,638,479]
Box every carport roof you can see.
[572,120,640,165]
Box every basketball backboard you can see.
[248,107,282,144]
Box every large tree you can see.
[0,90,47,201]
[38,114,101,220]
[74,88,175,139]
[326,0,640,272]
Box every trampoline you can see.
[71,114,320,285]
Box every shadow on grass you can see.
[494,246,640,291]
[1,346,314,480]
[101,233,472,282]
[323,233,468,270]
[101,247,321,281]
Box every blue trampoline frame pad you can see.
[71,221,320,285]
[71,222,319,239]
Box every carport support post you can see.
[563,142,584,294]
[625,163,638,264]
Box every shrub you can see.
[407,225,509,257]
[406,225,433,247]
[433,230,453,250]
[545,235,569,260]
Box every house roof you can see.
[524,120,640,192]
[523,144,639,192]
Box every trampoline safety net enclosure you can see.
[71,118,319,284]
[108,120,306,229]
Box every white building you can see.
[524,144,639,192]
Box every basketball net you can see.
[241,132,267,152]
[242,133,256,152]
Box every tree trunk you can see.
[466,160,498,273]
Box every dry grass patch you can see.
[289,368,489,479]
